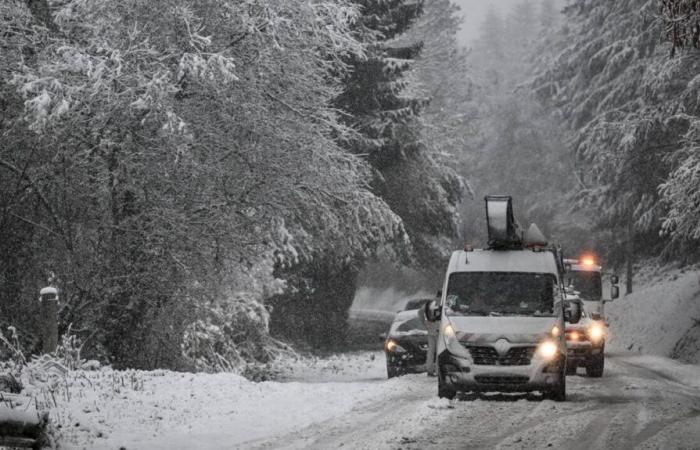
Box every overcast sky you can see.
[452,0,523,46]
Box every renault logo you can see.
[494,338,510,356]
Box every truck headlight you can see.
[589,323,605,342]
[385,339,406,353]
[537,340,559,360]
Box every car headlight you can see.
[589,323,605,342]
[385,339,406,353]
[537,340,559,360]
[550,325,561,337]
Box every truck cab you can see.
[562,257,619,377]
[563,257,603,318]
[433,196,573,401]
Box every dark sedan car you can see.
[383,309,429,378]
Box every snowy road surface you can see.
[54,352,700,449]
[246,353,700,450]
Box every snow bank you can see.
[615,354,700,391]
[606,264,700,362]
[276,351,386,382]
[48,352,390,449]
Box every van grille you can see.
[474,375,529,385]
[467,345,535,366]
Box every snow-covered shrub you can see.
[53,325,91,371]
[0,325,28,377]
[182,290,292,377]
[0,324,98,398]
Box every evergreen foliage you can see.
[458,1,584,254]
[661,0,700,56]
[269,0,466,347]
[533,0,700,272]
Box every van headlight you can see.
[589,323,605,342]
[537,340,559,360]
[442,323,471,360]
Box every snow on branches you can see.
[533,0,700,262]
[661,0,700,56]
[0,0,406,371]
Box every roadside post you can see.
[38,286,58,354]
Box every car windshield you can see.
[445,272,557,317]
[404,298,430,311]
[565,270,602,301]
[390,315,426,336]
[396,317,425,333]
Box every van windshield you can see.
[445,272,557,317]
[564,270,602,301]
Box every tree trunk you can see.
[625,217,634,295]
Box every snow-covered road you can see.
[245,353,700,450]
[51,351,700,449]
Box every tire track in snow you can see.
[244,354,700,450]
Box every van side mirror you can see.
[379,332,387,342]
[436,289,442,298]
[611,275,619,285]
[610,285,619,300]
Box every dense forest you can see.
[1,0,699,375]
[0,0,465,371]
[461,0,700,292]
[532,0,700,288]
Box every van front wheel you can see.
[437,369,456,400]
[586,353,604,378]
[544,367,566,402]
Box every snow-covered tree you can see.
[661,0,700,56]
[269,0,468,346]
[455,4,583,256]
[532,0,700,292]
[0,0,404,369]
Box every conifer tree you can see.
[335,0,426,168]
[269,0,466,346]
[532,0,700,291]
[269,1,427,347]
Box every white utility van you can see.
[430,196,578,401]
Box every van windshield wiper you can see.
[464,311,503,316]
